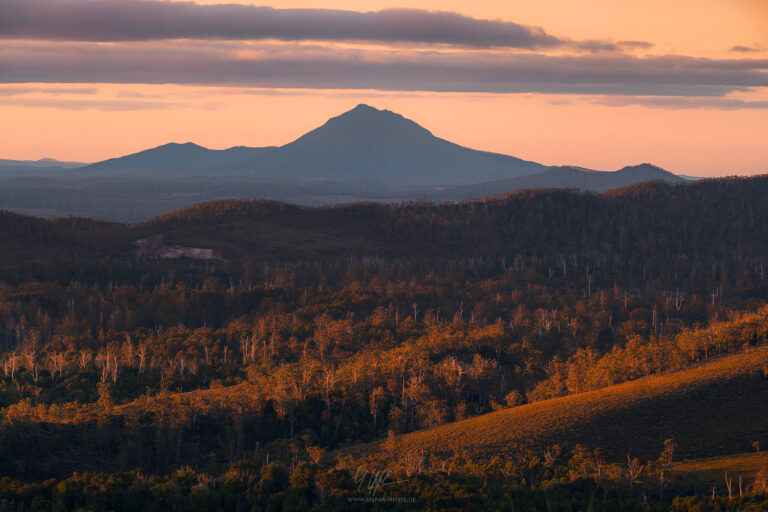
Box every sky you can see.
[0,0,767,176]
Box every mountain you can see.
[71,142,274,175]
[0,157,88,178]
[432,163,685,199]
[0,106,700,219]
[0,158,86,169]
[201,104,547,185]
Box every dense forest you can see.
[1,176,768,510]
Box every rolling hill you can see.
[356,344,768,463]
[669,452,768,487]
[2,175,768,283]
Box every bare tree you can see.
[725,472,734,501]
[403,449,424,476]
[369,386,386,429]
[30,360,42,384]
[626,454,644,482]
[137,345,147,377]
[107,351,120,384]
[77,349,93,370]
[321,365,337,414]
[543,444,561,465]
[22,350,36,372]
[49,352,66,379]
[2,356,20,380]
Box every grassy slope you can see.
[669,452,768,486]
[361,345,768,463]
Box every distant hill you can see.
[353,343,768,463]
[0,158,86,169]
[431,163,685,199]
[71,142,274,175]
[1,175,768,280]
[0,157,87,178]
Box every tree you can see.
[543,444,561,465]
[753,466,768,494]
[570,445,594,479]
[626,454,644,482]
[660,438,677,465]
[369,386,386,430]
[504,390,524,407]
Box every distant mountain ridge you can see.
[0,104,699,220]
[73,142,275,175]
[65,105,686,191]
[0,158,86,169]
[0,157,88,178]
[433,163,685,199]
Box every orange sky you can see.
[1,0,767,176]
[190,0,767,57]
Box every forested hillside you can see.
[1,176,768,510]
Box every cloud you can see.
[593,96,768,110]
[618,41,655,50]
[730,44,762,53]
[574,40,620,52]
[576,40,655,52]
[0,85,97,96]
[1,42,766,97]
[0,97,184,111]
[0,0,563,49]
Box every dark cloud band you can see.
[2,42,766,97]
[593,96,768,110]
[0,0,562,48]
[730,45,761,53]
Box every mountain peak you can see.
[158,142,205,150]
[618,163,667,173]
[311,104,434,141]
[350,103,379,113]
[611,163,686,186]
[334,103,406,121]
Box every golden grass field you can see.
[359,345,768,463]
[669,452,768,486]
